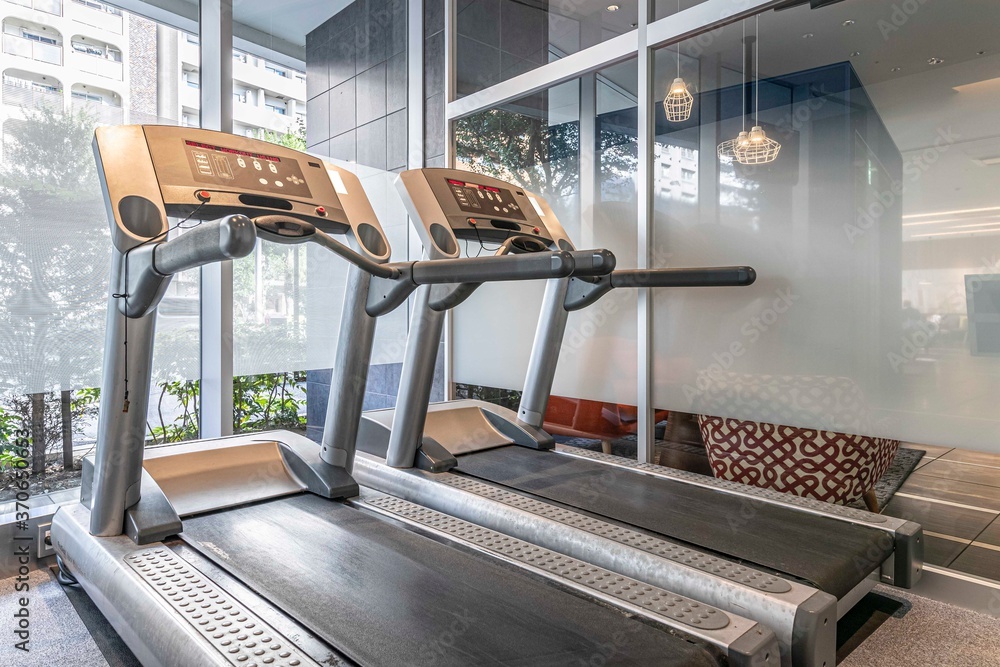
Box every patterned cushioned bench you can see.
[695,373,899,511]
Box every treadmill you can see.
[52,126,780,667]
[356,168,924,667]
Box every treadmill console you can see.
[397,168,576,260]
[182,139,312,199]
[445,177,525,221]
[141,126,343,229]
[95,125,389,261]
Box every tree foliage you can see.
[0,105,108,396]
[454,105,639,204]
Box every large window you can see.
[0,3,198,499]
[452,61,640,455]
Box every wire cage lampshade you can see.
[734,125,781,164]
[663,77,694,122]
[718,131,749,159]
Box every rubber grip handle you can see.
[154,214,256,275]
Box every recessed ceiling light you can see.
[977,50,986,55]
[891,67,901,72]
[606,4,620,10]
[842,20,855,26]
[851,51,861,57]
[630,22,638,28]
[802,33,814,38]
[927,57,944,65]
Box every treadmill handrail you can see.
[564,266,756,312]
[366,250,579,317]
[120,215,257,318]
[521,265,757,427]
[610,266,756,289]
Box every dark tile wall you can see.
[424,0,446,166]
[305,0,408,170]
[304,0,447,443]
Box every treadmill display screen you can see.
[183,139,312,199]
[447,178,526,221]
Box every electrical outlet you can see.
[37,523,55,559]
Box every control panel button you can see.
[315,206,327,217]
[468,218,477,226]
[275,181,283,187]
[237,157,246,168]
[268,163,278,173]
[253,160,262,171]
[259,178,268,185]
[196,190,212,202]
[532,226,540,234]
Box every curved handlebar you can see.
[154,214,256,275]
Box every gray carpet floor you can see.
[0,568,110,667]
[841,586,1000,667]
[2,570,998,666]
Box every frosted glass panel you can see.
[452,68,639,404]
[232,160,411,376]
[650,2,1000,451]
[0,12,195,399]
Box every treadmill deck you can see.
[181,494,722,666]
[456,446,893,599]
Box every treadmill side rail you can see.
[52,503,320,667]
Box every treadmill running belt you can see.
[457,447,893,599]
[182,494,721,667]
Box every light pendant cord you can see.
[755,14,760,125]
[742,20,746,132]
[677,0,681,78]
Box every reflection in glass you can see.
[650,0,1000,451]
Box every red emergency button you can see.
[532,226,540,234]
[468,218,477,226]
[196,190,211,202]
[315,206,327,217]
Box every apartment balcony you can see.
[179,83,200,111]
[7,0,63,17]
[232,58,305,103]
[72,97,122,124]
[2,33,62,65]
[71,51,122,80]
[233,98,293,133]
[2,81,63,109]
[66,1,123,35]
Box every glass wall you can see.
[231,0,413,442]
[452,60,640,456]
[649,1,1000,451]
[0,0,199,497]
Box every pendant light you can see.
[663,0,693,122]
[735,15,781,164]
[718,21,749,159]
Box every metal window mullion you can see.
[407,0,424,171]
[445,29,638,122]
[199,0,234,439]
[637,0,654,464]
[443,0,456,399]
[646,0,782,50]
